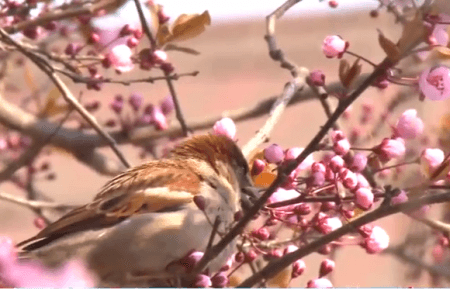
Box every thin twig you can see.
[384,245,450,282]
[0,28,131,169]
[4,0,126,34]
[132,0,157,49]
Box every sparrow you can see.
[17,134,256,287]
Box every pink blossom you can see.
[364,226,389,254]
[213,117,236,140]
[322,35,347,58]
[375,138,405,161]
[307,278,333,288]
[419,66,450,101]
[264,144,284,164]
[420,148,445,176]
[211,272,228,288]
[394,109,424,139]
[311,162,326,173]
[355,187,374,209]
[309,70,326,86]
[107,44,134,73]
[160,95,175,115]
[319,217,342,234]
[391,190,408,205]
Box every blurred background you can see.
[2,0,450,287]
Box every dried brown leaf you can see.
[435,46,450,58]
[157,10,211,46]
[342,58,362,88]
[378,32,400,61]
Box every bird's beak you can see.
[240,185,262,212]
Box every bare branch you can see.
[0,191,79,211]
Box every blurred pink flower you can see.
[395,109,424,139]
[375,138,405,161]
[364,226,389,254]
[213,117,236,140]
[151,106,169,130]
[420,148,445,176]
[193,274,212,288]
[107,44,134,73]
[268,188,300,210]
[319,217,342,234]
[322,35,347,58]
[307,278,333,288]
[355,187,374,209]
[264,144,284,164]
[419,66,450,101]
[333,138,350,155]
[391,190,408,205]
[0,236,96,287]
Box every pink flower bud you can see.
[309,70,326,86]
[160,95,175,115]
[319,259,335,277]
[319,217,342,234]
[322,35,347,58]
[211,272,228,288]
[244,249,258,263]
[292,259,306,278]
[311,162,326,173]
[294,203,312,215]
[180,250,204,270]
[420,148,445,176]
[333,138,350,156]
[350,153,367,172]
[340,168,357,190]
[193,274,212,288]
[308,171,325,187]
[328,0,338,8]
[329,155,344,172]
[330,130,345,142]
[152,50,168,64]
[126,37,139,48]
[220,256,234,272]
[394,109,424,139]
[110,95,124,114]
[264,144,284,164]
[151,106,168,130]
[375,138,405,161]
[268,188,300,210]
[419,66,450,101]
[107,44,134,73]
[234,252,245,263]
[355,187,374,209]
[251,159,266,176]
[251,228,270,240]
[355,173,370,188]
[128,93,142,111]
[391,190,408,205]
[307,278,333,288]
[160,62,175,74]
[363,226,389,254]
[285,147,315,171]
[193,195,206,211]
[213,118,236,140]
[33,217,46,229]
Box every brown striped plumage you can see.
[18,134,254,287]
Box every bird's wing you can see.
[18,160,202,251]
